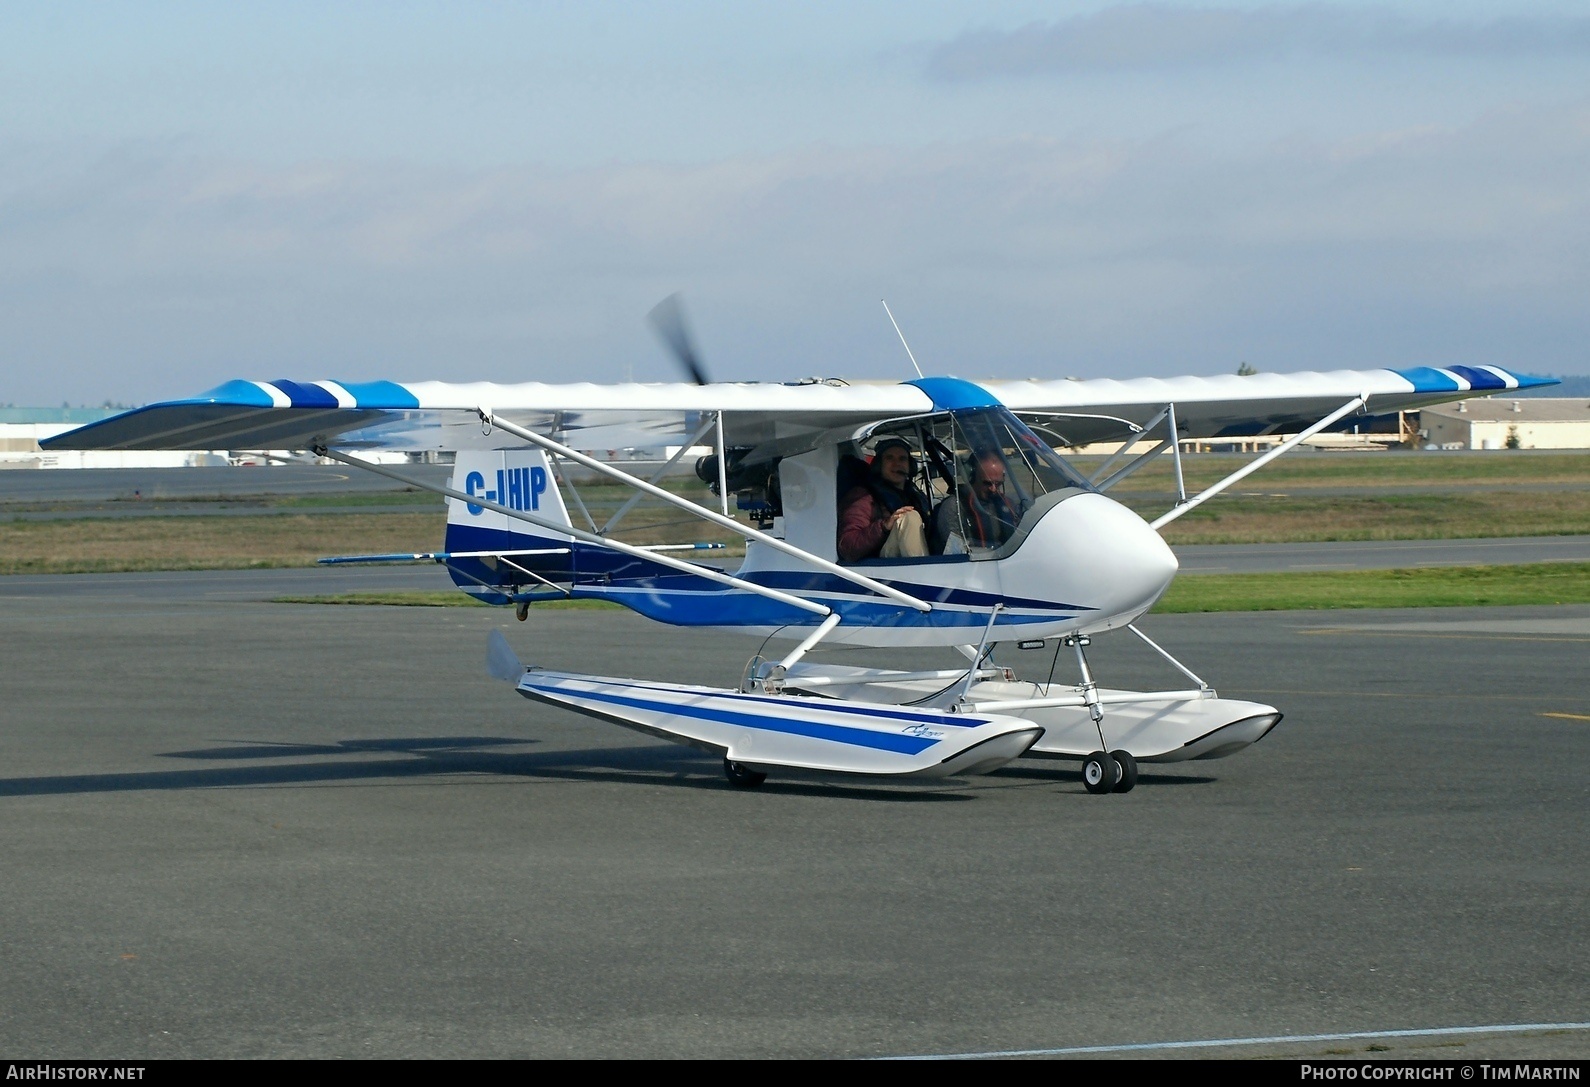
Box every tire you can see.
[1110,749,1138,794]
[1082,750,1118,794]
[724,758,767,788]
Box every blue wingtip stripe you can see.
[188,379,277,407]
[269,380,339,408]
[1393,367,1462,393]
[1396,366,1558,395]
[337,380,421,409]
[183,378,420,410]
[1510,371,1560,391]
[1447,365,1508,392]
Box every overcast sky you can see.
[2,1,1587,405]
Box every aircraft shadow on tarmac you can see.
[990,763,1219,788]
[0,736,1007,802]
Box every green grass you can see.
[1131,491,1590,545]
[4,451,1586,572]
[272,563,1590,614]
[0,513,445,575]
[1155,562,1590,613]
[1088,450,1590,491]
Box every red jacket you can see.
[837,484,927,563]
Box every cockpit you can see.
[838,405,1096,563]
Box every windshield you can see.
[853,406,1092,560]
[949,407,1094,499]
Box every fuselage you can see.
[573,487,1173,645]
[442,388,1180,647]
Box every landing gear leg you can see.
[1068,635,1134,796]
[724,758,767,788]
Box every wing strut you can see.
[1150,395,1367,531]
[476,408,932,613]
[1094,437,1175,493]
[714,410,730,517]
[1167,402,1187,504]
[313,445,833,619]
[1088,405,1168,485]
[601,414,719,535]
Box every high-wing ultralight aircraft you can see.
[45,308,1554,793]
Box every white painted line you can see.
[878,1021,1590,1060]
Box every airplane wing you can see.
[43,365,1554,454]
[983,364,1551,445]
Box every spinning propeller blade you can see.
[647,292,710,386]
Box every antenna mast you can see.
[880,300,925,379]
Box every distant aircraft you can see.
[47,309,1552,792]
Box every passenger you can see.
[934,451,1021,552]
[837,437,931,562]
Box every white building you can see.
[0,407,427,468]
[1420,398,1590,450]
[0,409,230,468]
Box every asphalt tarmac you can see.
[1,574,1587,1059]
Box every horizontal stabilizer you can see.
[319,552,443,565]
[514,669,1042,777]
[486,630,527,684]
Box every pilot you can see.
[933,451,1021,552]
[838,436,930,562]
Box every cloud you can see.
[928,4,1590,79]
[2,101,1589,404]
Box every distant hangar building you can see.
[1420,397,1590,450]
[0,407,227,468]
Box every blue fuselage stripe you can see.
[442,523,1088,625]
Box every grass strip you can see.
[1155,562,1590,613]
[0,513,446,575]
[1139,491,1590,545]
[1096,451,1590,491]
[272,563,1590,614]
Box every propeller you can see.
[647,292,710,386]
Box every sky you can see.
[2,0,1588,405]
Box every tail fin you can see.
[443,450,576,602]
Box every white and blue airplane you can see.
[46,329,1553,793]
